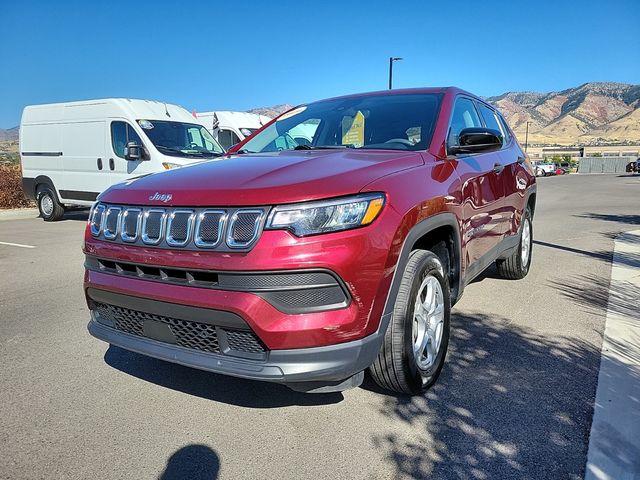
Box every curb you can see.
[0,208,39,221]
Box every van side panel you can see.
[20,123,63,199]
[60,121,107,203]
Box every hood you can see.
[100,149,424,206]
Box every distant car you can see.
[626,159,640,174]
[535,163,556,177]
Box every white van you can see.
[20,98,225,221]
[194,111,271,150]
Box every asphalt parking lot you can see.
[1,174,638,480]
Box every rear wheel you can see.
[496,206,533,279]
[370,249,451,395]
[37,185,65,221]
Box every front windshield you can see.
[240,93,441,153]
[138,120,225,158]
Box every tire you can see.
[496,206,533,280]
[370,249,451,395]
[37,185,65,221]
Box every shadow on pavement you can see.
[550,273,638,319]
[575,213,640,225]
[159,444,220,480]
[364,311,605,479]
[104,346,343,408]
[61,208,90,221]
[534,240,640,269]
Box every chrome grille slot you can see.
[103,207,122,240]
[121,208,142,242]
[166,210,194,247]
[89,204,105,236]
[195,210,225,248]
[91,203,268,251]
[142,209,165,245]
[227,209,264,248]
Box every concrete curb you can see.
[585,229,640,480]
[0,208,39,221]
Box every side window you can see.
[477,103,508,147]
[448,98,482,149]
[497,114,512,145]
[217,129,240,150]
[111,122,127,158]
[111,122,143,158]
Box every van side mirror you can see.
[449,128,503,155]
[125,141,143,161]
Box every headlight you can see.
[162,162,182,170]
[265,193,385,237]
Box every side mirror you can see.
[449,128,503,155]
[125,141,143,161]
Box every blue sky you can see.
[1,0,638,128]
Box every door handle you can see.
[109,158,115,171]
[97,158,103,170]
[493,162,505,174]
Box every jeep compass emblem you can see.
[149,192,173,203]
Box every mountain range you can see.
[487,82,640,146]
[2,83,638,147]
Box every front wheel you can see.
[370,249,451,395]
[37,185,65,221]
[496,206,533,279]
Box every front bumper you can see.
[88,314,384,391]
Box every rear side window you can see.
[111,121,143,158]
[477,103,510,148]
[497,114,512,145]
[447,97,482,148]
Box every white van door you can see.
[108,120,152,185]
[60,121,109,203]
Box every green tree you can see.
[592,152,603,157]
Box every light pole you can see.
[524,121,530,152]
[388,57,403,89]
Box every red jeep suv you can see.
[84,88,536,395]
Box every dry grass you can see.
[0,164,34,209]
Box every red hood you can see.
[99,149,424,206]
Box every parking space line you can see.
[585,229,640,480]
[0,241,36,249]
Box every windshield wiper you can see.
[156,145,222,157]
[293,144,354,150]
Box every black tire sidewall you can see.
[401,252,451,392]
[37,187,61,221]
[518,208,533,275]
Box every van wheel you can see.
[370,249,451,395]
[37,185,65,221]
[496,206,533,279]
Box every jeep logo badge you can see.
[149,192,173,203]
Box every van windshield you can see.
[239,93,442,154]
[138,120,225,158]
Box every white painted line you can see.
[586,229,640,480]
[0,241,36,249]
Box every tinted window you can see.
[497,114,512,145]
[217,129,241,150]
[478,104,502,134]
[448,97,482,148]
[111,122,144,158]
[241,93,442,153]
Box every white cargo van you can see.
[20,98,225,221]
[194,111,271,150]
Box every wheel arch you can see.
[380,213,462,326]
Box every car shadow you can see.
[362,310,613,479]
[159,444,220,480]
[104,345,344,408]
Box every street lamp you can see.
[388,57,403,89]
[524,121,530,152]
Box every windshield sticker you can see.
[138,120,154,129]
[278,106,307,121]
[342,110,365,147]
